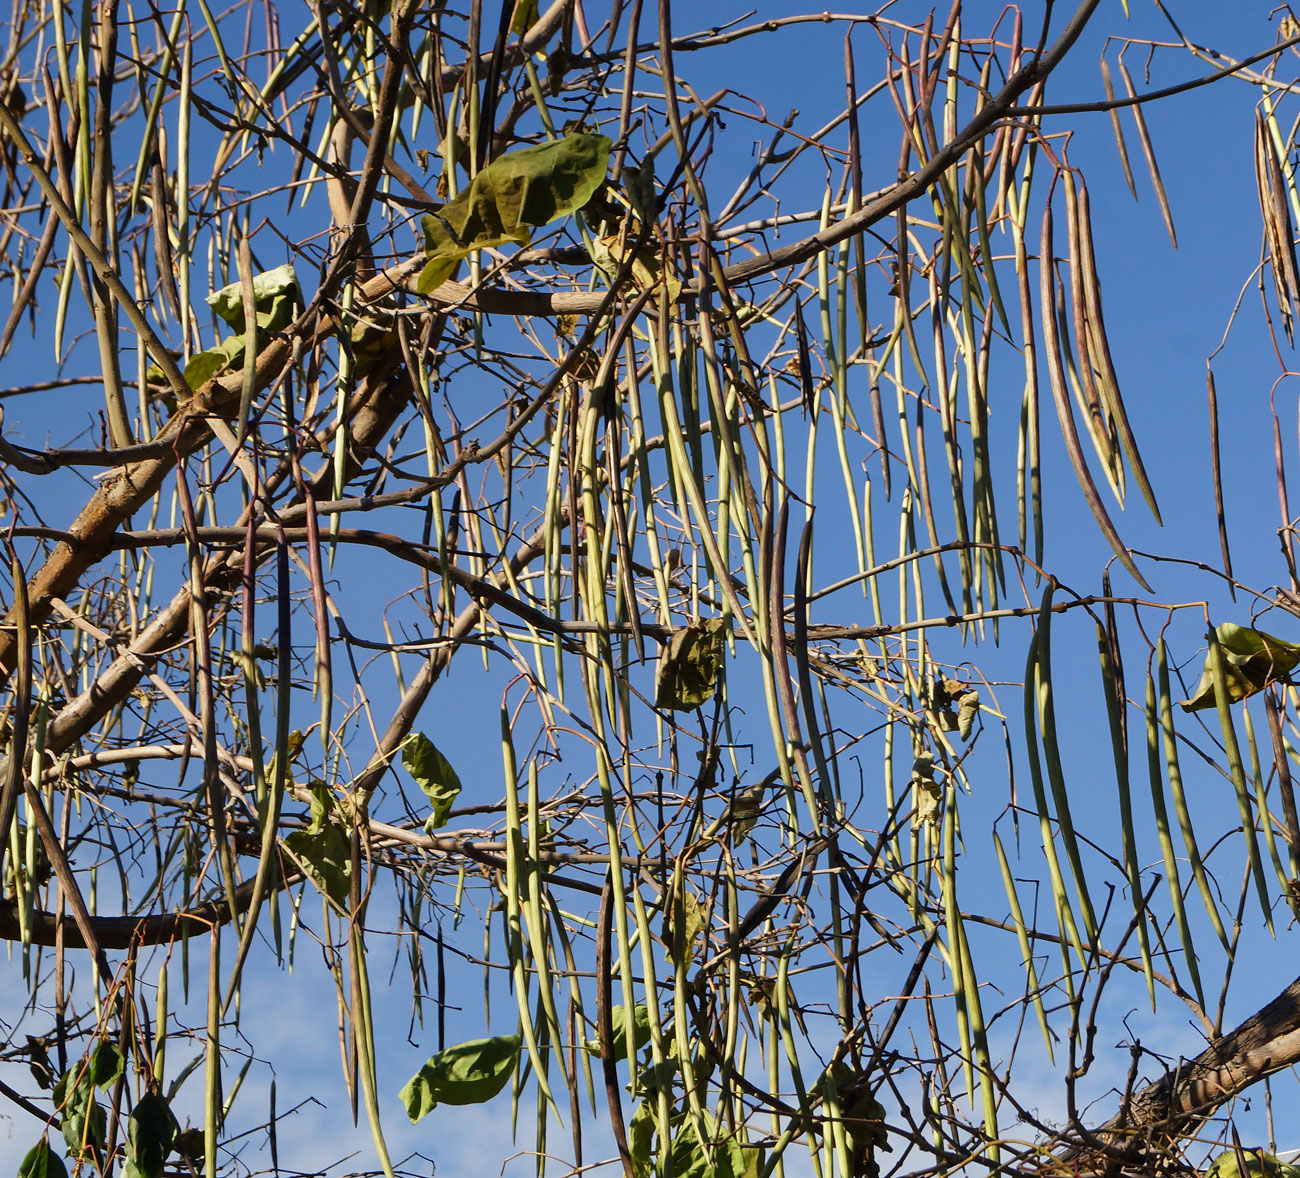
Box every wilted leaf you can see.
[416,132,612,294]
[88,1041,124,1089]
[1207,1149,1300,1178]
[656,619,728,710]
[581,1003,653,1060]
[1178,623,1300,712]
[591,233,681,300]
[284,822,352,904]
[149,265,302,394]
[666,888,707,967]
[399,1034,521,1121]
[124,1093,179,1178]
[957,690,980,740]
[911,752,942,830]
[728,783,766,843]
[18,1140,68,1178]
[402,733,463,830]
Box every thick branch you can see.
[1066,975,1300,1167]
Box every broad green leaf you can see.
[1207,1149,1300,1178]
[53,1073,104,1162]
[655,619,728,710]
[627,1099,656,1178]
[1179,623,1300,712]
[124,1093,179,1178]
[416,132,612,294]
[88,1041,124,1089]
[580,1003,652,1060]
[206,263,301,333]
[18,1140,68,1178]
[284,824,352,905]
[53,1043,120,1162]
[151,265,303,393]
[629,1103,751,1178]
[399,1034,521,1121]
[401,733,463,830]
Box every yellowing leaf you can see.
[1178,623,1300,712]
[416,132,612,294]
[1207,1149,1300,1178]
[398,1034,521,1121]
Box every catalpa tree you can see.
[1,2,1300,1178]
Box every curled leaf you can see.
[1207,1149,1300,1178]
[957,690,981,740]
[1178,623,1300,712]
[402,733,463,830]
[911,752,942,829]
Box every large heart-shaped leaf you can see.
[416,132,611,294]
[124,1093,179,1178]
[398,1034,521,1121]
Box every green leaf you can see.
[206,263,301,333]
[124,1093,179,1178]
[162,265,303,392]
[416,132,612,294]
[655,619,728,711]
[283,822,352,904]
[53,1066,105,1163]
[401,733,463,830]
[182,338,245,389]
[580,1003,652,1060]
[1207,1149,1300,1178]
[52,1043,120,1163]
[627,1099,657,1178]
[88,1041,124,1089]
[628,1103,751,1178]
[1179,623,1300,712]
[399,1034,521,1121]
[18,1140,68,1178]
